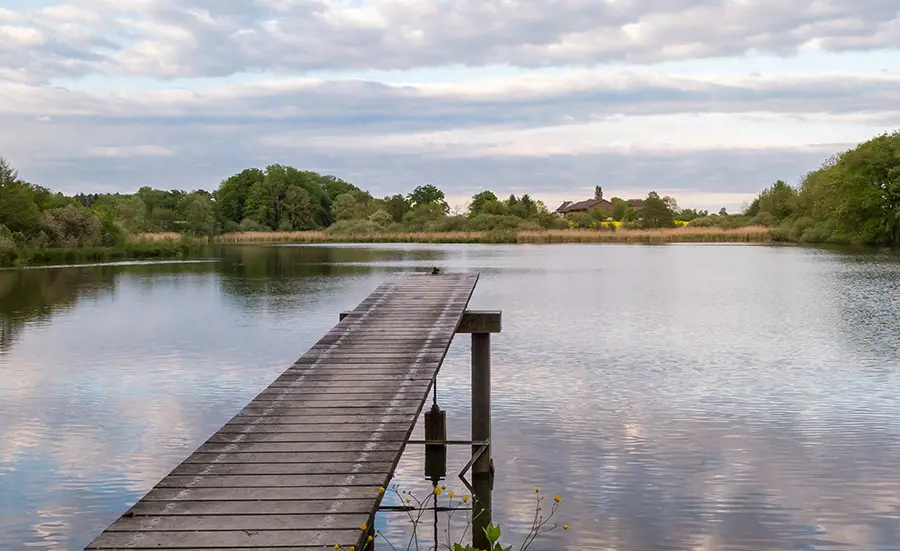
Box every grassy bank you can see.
[0,237,205,268]
[209,226,773,245]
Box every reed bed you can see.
[209,227,773,245]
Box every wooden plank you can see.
[87,530,363,549]
[247,400,424,409]
[219,423,413,433]
[156,473,389,488]
[239,406,422,416]
[144,487,380,502]
[106,513,372,531]
[170,462,393,476]
[206,431,409,443]
[185,451,398,463]
[198,442,401,454]
[127,499,375,516]
[229,415,417,424]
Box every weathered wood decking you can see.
[85,272,480,550]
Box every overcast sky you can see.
[1,0,898,210]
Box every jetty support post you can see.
[456,310,501,550]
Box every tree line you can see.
[1,130,897,254]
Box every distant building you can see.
[555,198,615,216]
[627,199,644,210]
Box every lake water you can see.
[1,244,899,551]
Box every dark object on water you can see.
[431,267,442,275]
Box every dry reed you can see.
[208,227,772,245]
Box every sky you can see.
[1,0,899,211]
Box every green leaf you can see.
[453,544,473,551]
[483,523,501,544]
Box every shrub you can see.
[425,215,467,232]
[42,205,103,248]
[532,213,569,229]
[325,220,382,235]
[465,214,520,231]
[239,218,269,232]
[517,220,543,231]
[368,209,393,227]
[689,216,716,227]
[751,212,778,227]
[277,219,294,232]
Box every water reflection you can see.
[1,244,898,550]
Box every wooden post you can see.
[471,332,491,476]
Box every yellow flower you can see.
[441,484,447,490]
[534,487,540,493]
[433,487,442,496]
[554,496,561,503]
[349,547,356,551]
[333,545,340,550]
[563,524,569,530]
[462,495,469,503]
[367,535,374,542]
[378,487,385,494]
[360,523,367,531]
[406,498,411,503]
[449,492,456,499]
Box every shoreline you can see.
[210,227,774,245]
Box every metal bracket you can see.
[399,438,490,494]
[457,439,490,493]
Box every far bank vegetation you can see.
[1,131,897,265]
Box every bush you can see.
[42,205,103,248]
[565,212,596,229]
[239,218,269,232]
[277,219,294,232]
[222,220,241,233]
[621,221,641,230]
[751,212,778,227]
[517,220,544,231]
[465,214,520,231]
[532,213,569,229]
[368,209,393,227]
[325,220,382,235]
[689,216,716,227]
[425,215,467,232]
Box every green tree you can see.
[0,158,42,235]
[753,180,797,220]
[215,168,265,224]
[469,191,498,216]
[42,205,103,247]
[408,185,449,213]
[611,197,634,222]
[641,191,675,229]
[115,195,148,233]
[332,192,359,221]
[181,193,217,236]
[385,194,411,223]
[520,194,537,218]
[284,186,315,230]
[369,209,393,227]
[594,186,603,200]
[403,203,446,230]
[320,175,359,202]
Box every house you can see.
[555,198,615,216]
[627,199,644,210]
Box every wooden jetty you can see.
[85,272,500,550]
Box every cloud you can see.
[87,145,174,157]
[2,0,899,81]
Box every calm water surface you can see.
[1,244,899,550]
